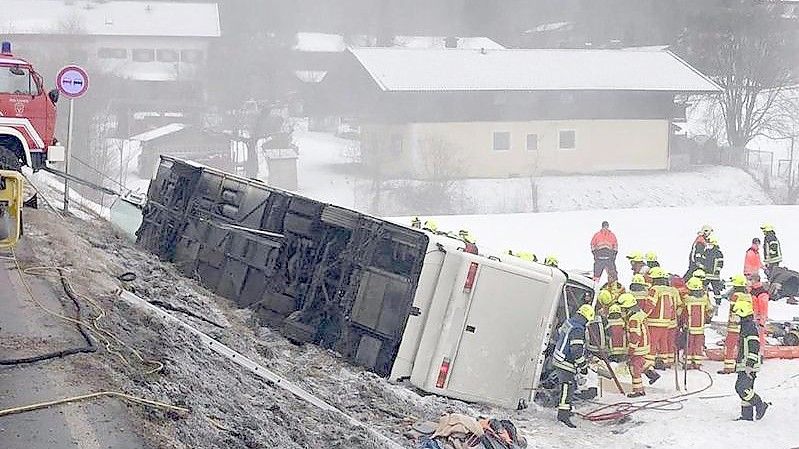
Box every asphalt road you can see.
[0,243,145,449]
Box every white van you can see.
[391,234,595,409]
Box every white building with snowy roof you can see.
[315,47,722,178]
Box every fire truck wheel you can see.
[0,145,22,172]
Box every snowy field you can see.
[294,131,771,215]
[406,205,799,448]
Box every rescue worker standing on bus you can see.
[618,293,660,397]
[682,277,713,369]
[704,235,725,295]
[761,224,782,276]
[645,267,680,369]
[733,300,769,421]
[720,274,753,374]
[553,304,594,428]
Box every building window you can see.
[493,132,510,151]
[180,49,204,63]
[131,49,155,62]
[156,49,179,63]
[526,134,539,151]
[558,130,576,150]
[97,48,127,59]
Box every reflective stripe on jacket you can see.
[553,316,587,373]
[727,292,753,333]
[625,310,650,356]
[645,285,679,328]
[764,233,782,264]
[736,318,761,372]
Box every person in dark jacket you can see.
[684,225,712,279]
[552,304,594,428]
[703,235,725,295]
[732,300,769,421]
[761,224,782,276]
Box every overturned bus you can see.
[136,156,594,409]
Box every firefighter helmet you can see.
[577,304,596,321]
[516,251,536,262]
[761,223,774,232]
[423,219,438,232]
[597,289,614,306]
[544,255,558,267]
[631,274,647,285]
[459,230,476,244]
[708,235,719,246]
[686,277,704,291]
[617,293,638,309]
[733,299,754,317]
[730,274,748,287]
[692,268,706,279]
[626,251,644,263]
[645,251,658,262]
[649,267,668,279]
[701,225,714,235]
[608,304,622,314]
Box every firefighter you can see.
[629,274,650,308]
[732,299,769,421]
[458,229,478,254]
[596,289,614,316]
[645,251,660,268]
[761,224,782,276]
[750,273,769,347]
[618,293,660,397]
[704,235,725,295]
[590,220,619,283]
[720,274,753,374]
[422,219,439,233]
[682,277,713,369]
[644,267,680,369]
[544,255,559,268]
[553,304,594,428]
[684,225,712,279]
[509,250,538,263]
[627,251,646,276]
[607,303,628,362]
[600,280,626,303]
[411,217,422,229]
[744,238,763,280]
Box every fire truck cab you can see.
[0,41,64,171]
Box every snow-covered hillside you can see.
[294,131,772,215]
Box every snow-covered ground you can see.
[294,131,772,215]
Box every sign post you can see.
[56,65,89,214]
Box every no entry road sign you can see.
[56,65,89,98]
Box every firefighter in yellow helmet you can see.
[508,250,538,263]
[629,273,650,308]
[458,229,478,254]
[645,266,681,369]
[626,251,646,276]
[618,293,660,397]
[761,223,782,276]
[422,219,439,233]
[720,274,753,374]
[732,299,769,420]
[544,255,559,268]
[681,277,713,369]
[645,251,660,269]
[703,235,725,295]
[685,225,713,279]
[553,304,595,428]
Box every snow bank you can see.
[293,131,772,215]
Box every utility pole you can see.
[63,97,74,213]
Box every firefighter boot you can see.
[754,398,769,420]
[627,390,646,398]
[557,409,577,428]
[737,405,754,421]
[645,369,661,385]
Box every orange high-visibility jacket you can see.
[645,285,680,328]
[591,229,618,252]
[626,310,650,356]
[681,293,712,335]
[744,246,762,276]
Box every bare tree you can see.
[677,1,797,149]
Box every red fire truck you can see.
[0,41,64,171]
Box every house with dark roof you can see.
[315,47,721,178]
